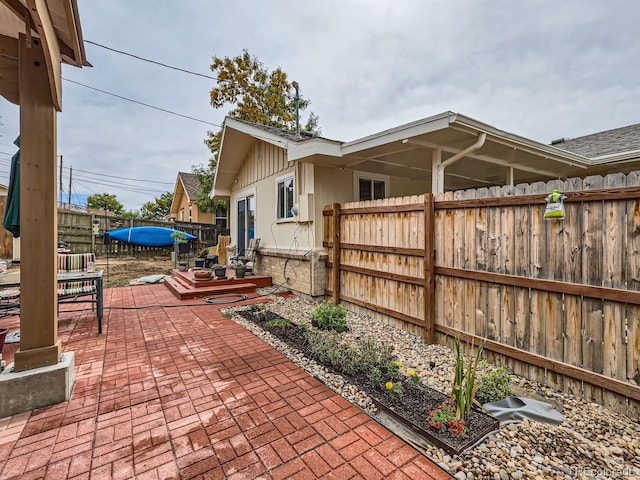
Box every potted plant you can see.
[233,260,246,279]
[171,231,191,254]
[194,247,209,268]
[212,264,227,278]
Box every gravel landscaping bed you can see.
[225,292,640,480]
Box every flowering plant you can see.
[427,401,467,437]
[407,368,422,385]
[384,381,403,398]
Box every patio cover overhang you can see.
[212,112,600,198]
[289,111,594,192]
[0,0,88,382]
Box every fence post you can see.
[91,214,96,254]
[332,203,341,305]
[424,194,435,344]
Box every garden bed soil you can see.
[238,308,500,455]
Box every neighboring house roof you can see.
[169,172,200,218]
[178,172,200,201]
[551,123,640,160]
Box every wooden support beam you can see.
[0,34,19,104]
[0,33,18,59]
[13,33,60,372]
[0,0,29,18]
[25,0,62,110]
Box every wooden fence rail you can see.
[0,209,223,260]
[323,172,640,419]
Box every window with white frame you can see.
[215,206,228,229]
[276,175,295,219]
[358,176,386,201]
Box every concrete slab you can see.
[0,351,75,418]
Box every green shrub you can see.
[265,318,292,332]
[304,329,341,366]
[311,300,347,333]
[476,366,513,404]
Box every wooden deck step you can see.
[164,276,259,300]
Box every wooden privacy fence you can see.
[323,172,640,418]
[57,210,222,257]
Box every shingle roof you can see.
[178,172,200,200]
[552,123,640,158]
[232,119,317,142]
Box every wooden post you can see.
[332,203,341,305]
[14,34,61,371]
[424,195,435,343]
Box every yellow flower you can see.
[408,369,416,377]
[395,361,403,368]
[385,382,394,390]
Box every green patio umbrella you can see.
[3,136,20,237]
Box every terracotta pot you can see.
[194,271,212,281]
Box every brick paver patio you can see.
[0,284,450,479]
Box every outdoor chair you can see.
[232,238,260,273]
[57,253,97,313]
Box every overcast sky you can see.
[1,0,639,211]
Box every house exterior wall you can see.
[389,176,430,197]
[175,189,214,224]
[229,142,317,296]
[228,140,432,297]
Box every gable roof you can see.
[178,172,200,201]
[551,123,640,160]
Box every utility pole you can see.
[68,166,72,205]
[292,81,300,137]
[58,155,63,204]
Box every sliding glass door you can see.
[236,195,255,255]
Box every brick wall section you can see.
[255,249,327,298]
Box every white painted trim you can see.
[275,172,296,220]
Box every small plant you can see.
[170,231,188,243]
[476,366,512,404]
[222,310,232,318]
[407,368,422,385]
[427,401,467,437]
[385,381,403,398]
[450,337,484,421]
[197,248,209,258]
[265,318,292,332]
[311,300,347,333]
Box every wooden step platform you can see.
[164,269,272,300]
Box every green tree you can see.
[209,49,309,130]
[198,50,319,213]
[86,193,124,216]
[191,164,224,214]
[140,192,173,219]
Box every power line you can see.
[59,165,175,185]
[62,78,221,127]
[85,40,219,81]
